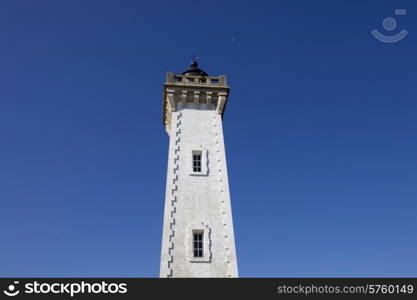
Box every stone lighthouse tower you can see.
[160,61,238,277]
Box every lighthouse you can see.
[160,61,238,278]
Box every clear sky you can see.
[0,0,416,277]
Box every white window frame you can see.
[192,230,204,258]
[186,222,211,263]
[192,150,202,173]
[188,146,208,176]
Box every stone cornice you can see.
[162,72,230,135]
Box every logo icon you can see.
[371,9,408,43]
[3,281,20,297]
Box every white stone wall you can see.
[160,104,238,277]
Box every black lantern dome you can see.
[181,61,208,77]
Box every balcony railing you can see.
[166,73,227,86]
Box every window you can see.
[189,148,207,176]
[188,224,211,262]
[193,152,202,172]
[193,231,203,257]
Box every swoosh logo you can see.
[371,29,408,43]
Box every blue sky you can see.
[0,0,416,277]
